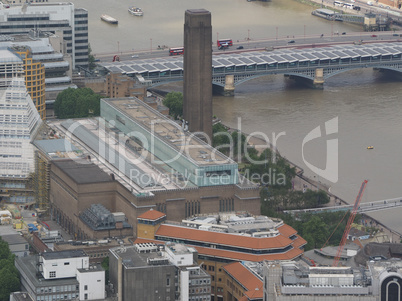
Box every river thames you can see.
[54,0,402,234]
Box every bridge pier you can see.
[212,75,235,96]
[286,68,325,89]
[313,68,325,89]
[223,75,235,96]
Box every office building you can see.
[15,250,105,301]
[0,233,29,257]
[0,2,88,69]
[0,47,23,87]
[183,9,213,141]
[136,210,306,301]
[1,31,76,119]
[262,259,402,301]
[223,261,263,301]
[109,242,211,301]
[0,77,42,204]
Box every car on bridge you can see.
[371,34,377,37]
[236,46,244,49]
[288,40,295,43]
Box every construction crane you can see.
[332,180,368,267]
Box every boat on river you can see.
[101,14,118,24]
[128,6,143,16]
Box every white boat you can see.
[128,6,143,16]
[101,14,118,24]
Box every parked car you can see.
[236,46,244,49]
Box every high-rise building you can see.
[0,2,88,69]
[183,9,213,141]
[0,47,24,87]
[0,77,42,203]
[1,31,77,119]
[11,45,46,119]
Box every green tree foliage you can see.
[163,92,183,119]
[101,256,109,284]
[0,238,20,301]
[88,44,96,70]
[54,88,101,119]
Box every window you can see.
[49,271,56,278]
[64,262,70,265]
[166,278,170,287]
[84,285,88,290]
[84,294,88,300]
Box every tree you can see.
[101,256,109,284]
[54,87,101,119]
[163,92,183,119]
[88,44,96,70]
[302,215,329,250]
[0,238,20,301]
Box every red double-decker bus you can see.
[217,39,233,48]
[169,47,184,56]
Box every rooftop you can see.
[110,245,173,269]
[51,159,114,184]
[41,249,87,260]
[0,234,28,245]
[137,209,166,221]
[223,262,263,299]
[103,97,234,166]
[16,255,79,288]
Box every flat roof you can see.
[0,234,28,245]
[34,139,79,155]
[41,250,87,260]
[110,245,174,269]
[103,97,234,166]
[16,256,79,288]
[51,160,114,185]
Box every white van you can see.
[367,1,373,5]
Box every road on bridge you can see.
[94,31,402,63]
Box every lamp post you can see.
[150,38,152,53]
[117,41,120,53]
[304,25,306,41]
[247,29,250,46]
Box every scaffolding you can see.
[34,150,50,213]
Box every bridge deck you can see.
[284,197,402,215]
[100,42,402,86]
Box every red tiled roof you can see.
[137,209,166,221]
[155,224,293,250]
[223,262,263,299]
[239,297,248,301]
[291,235,307,248]
[277,224,297,237]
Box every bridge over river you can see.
[284,197,402,215]
[100,41,402,94]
